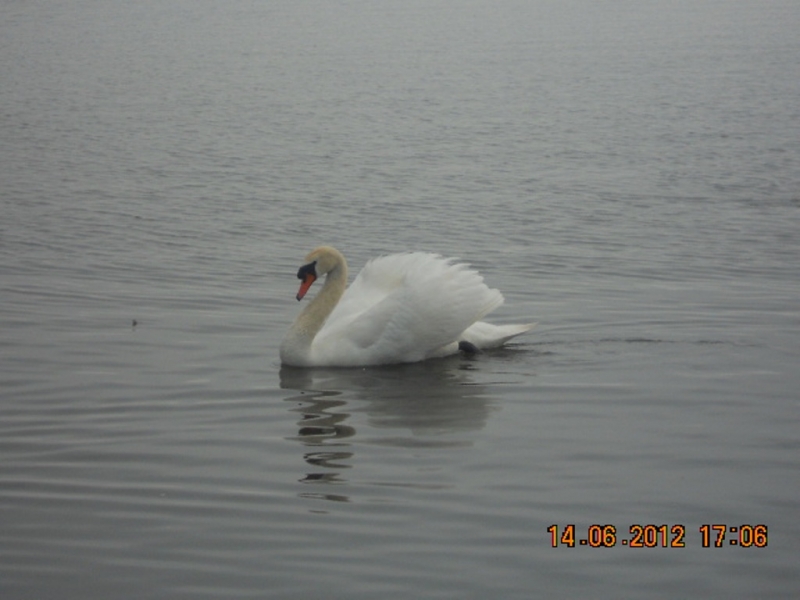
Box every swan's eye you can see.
[297,261,317,280]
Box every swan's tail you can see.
[460,322,536,350]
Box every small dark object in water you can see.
[132,319,138,328]
[458,340,480,354]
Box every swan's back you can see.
[310,252,504,366]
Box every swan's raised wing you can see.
[320,253,408,327]
[312,253,504,366]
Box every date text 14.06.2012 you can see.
[547,524,768,548]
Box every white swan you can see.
[279,246,534,367]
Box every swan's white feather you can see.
[460,321,537,349]
[312,253,499,365]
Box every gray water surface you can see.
[2,1,799,598]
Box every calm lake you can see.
[2,1,799,598]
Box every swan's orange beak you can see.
[296,273,316,301]
[295,260,318,301]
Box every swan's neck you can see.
[281,263,348,364]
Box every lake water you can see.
[2,1,799,598]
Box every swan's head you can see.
[294,246,346,301]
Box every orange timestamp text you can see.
[548,524,768,548]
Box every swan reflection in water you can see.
[279,357,496,503]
